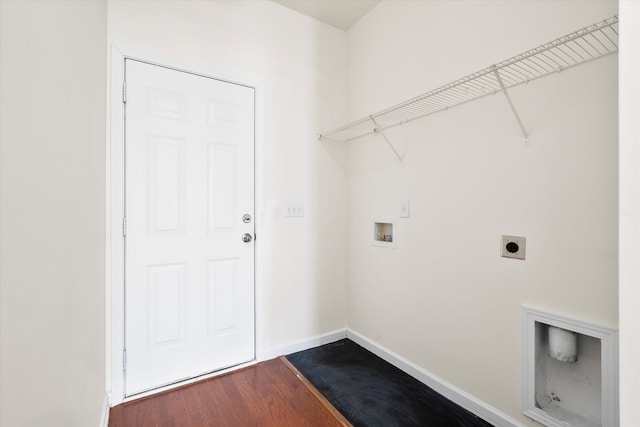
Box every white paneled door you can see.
[124,59,255,396]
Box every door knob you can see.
[242,233,253,243]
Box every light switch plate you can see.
[400,200,410,218]
[501,235,526,260]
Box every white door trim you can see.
[107,45,264,406]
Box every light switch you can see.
[400,200,410,218]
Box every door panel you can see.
[124,60,255,396]
[147,263,186,348]
[208,143,238,232]
[207,258,239,335]
[147,136,186,234]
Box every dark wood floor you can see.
[108,357,351,427]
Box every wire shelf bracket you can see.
[493,67,529,145]
[371,116,403,160]
[317,15,618,152]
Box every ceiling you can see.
[272,0,381,31]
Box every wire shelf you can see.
[318,15,618,143]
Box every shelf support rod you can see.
[493,68,530,144]
[370,116,403,161]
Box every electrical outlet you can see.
[501,235,526,260]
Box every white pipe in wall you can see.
[548,326,578,363]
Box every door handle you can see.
[242,233,253,243]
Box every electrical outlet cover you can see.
[501,235,526,260]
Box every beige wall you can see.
[0,1,107,426]
[107,0,349,359]
[345,1,618,424]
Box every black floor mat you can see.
[286,339,494,427]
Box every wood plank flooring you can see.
[108,357,351,427]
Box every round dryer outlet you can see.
[501,235,526,260]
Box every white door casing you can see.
[124,59,255,396]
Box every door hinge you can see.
[122,81,127,104]
[122,217,127,237]
[123,349,127,372]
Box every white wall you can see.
[0,1,107,426]
[345,1,618,424]
[107,0,348,360]
[619,1,640,425]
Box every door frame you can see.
[107,46,264,406]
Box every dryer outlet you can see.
[501,235,526,260]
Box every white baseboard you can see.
[346,329,527,427]
[262,328,347,360]
[100,394,110,427]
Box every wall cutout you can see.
[372,218,396,248]
[522,307,618,427]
